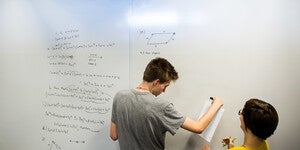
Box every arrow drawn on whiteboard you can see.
[49,141,61,150]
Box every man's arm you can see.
[181,97,223,134]
[110,122,118,141]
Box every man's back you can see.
[111,89,185,150]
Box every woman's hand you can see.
[222,137,236,149]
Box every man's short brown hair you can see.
[143,57,178,83]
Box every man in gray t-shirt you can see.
[111,89,186,149]
[110,57,223,150]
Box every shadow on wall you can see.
[183,134,208,150]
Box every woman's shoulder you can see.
[229,146,247,150]
[229,141,269,150]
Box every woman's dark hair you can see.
[242,98,279,140]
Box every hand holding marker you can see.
[222,137,237,148]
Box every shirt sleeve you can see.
[162,103,186,135]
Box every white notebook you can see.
[198,99,225,142]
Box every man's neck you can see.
[136,82,151,92]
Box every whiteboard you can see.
[0,1,129,150]
[129,0,300,150]
[1,0,300,150]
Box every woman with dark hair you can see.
[203,98,279,150]
[224,98,279,150]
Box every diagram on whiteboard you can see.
[146,31,175,47]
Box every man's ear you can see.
[152,79,160,86]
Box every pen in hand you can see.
[209,97,224,107]
[222,137,236,148]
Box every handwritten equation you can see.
[47,42,116,51]
[49,70,120,79]
[43,101,110,114]
[42,28,122,148]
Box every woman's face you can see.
[239,110,246,132]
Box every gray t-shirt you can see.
[111,89,186,150]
